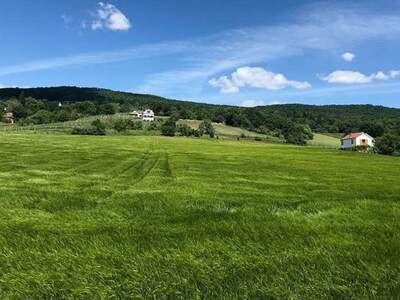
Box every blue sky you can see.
[1,0,400,107]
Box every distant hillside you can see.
[1,86,400,136]
[0,86,219,109]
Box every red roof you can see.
[341,132,363,140]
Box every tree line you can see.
[1,87,399,153]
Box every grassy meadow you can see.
[0,133,399,298]
[0,115,279,141]
[308,133,340,148]
[178,119,275,140]
[0,114,151,135]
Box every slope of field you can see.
[178,119,282,141]
[0,116,282,141]
[308,133,340,148]
[0,114,160,135]
[0,134,399,298]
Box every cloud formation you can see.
[239,100,265,107]
[209,67,311,94]
[0,41,191,77]
[321,70,400,84]
[91,2,131,31]
[239,100,285,107]
[2,2,400,101]
[61,14,73,29]
[342,52,355,62]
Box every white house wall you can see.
[355,134,374,147]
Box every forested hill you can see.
[1,86,399,136]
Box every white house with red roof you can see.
[341,132,374,149]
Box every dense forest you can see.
[1,86,399,140]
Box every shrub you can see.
[113,119,129,132]
[132,121,143,130]
[352,145,373,153]
[375,134,398,155]
[146,121,160,131]
[177,124,192,137]
[113,119,142,132]
[72,119,106,136]
[71,127,91,135]
[192,129,202,137]
[199,120,215,138]
[55,110,70,122]
[161,118,176,136]
[284,123,314,146]
[91,119,106,135]
[27,110,53,124]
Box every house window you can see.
[361,139,367,145]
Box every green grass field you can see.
[178,119,264,137]
[0,114,147,134]
[308,133,340,148]
[178,119,283,141]
[0,133,399,298]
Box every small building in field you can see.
[129,110,142,118]
[130,109,154,121]
[341,132,374,149]
[142,109,155,121]
[3,112,15,124]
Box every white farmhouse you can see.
[341,132,374,149]
[129,109,154,121]
[142,109,155,121]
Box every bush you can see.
[192,129,202,137]
[375,134,398,155]
[177,124,192,137]
[284,123,314,146]
[71,127,92,135]
[54,110,70,122]
[113,119,142,132]
[161,118,176,136]
[199,120,215,138]
[26,110,53,124]
[352,145,373,153]
[146,121,160,131]
[132,121,143,130]
[71,119,106,136]
[91,119,106,135]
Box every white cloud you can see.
[239,100,285,107]
[342,52,355,62]
[0,41,191,77]
[321,70,400,84]
[240,100,265,107]
[268,100,284,105]
[209,76,239,94]
[61,14,73,29]
[322,70,371,84]
[2,3,400,100]
[0,84,30,89]
[209,67,311,94]
[91,2,131,31]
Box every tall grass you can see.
[0,133,399,298]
